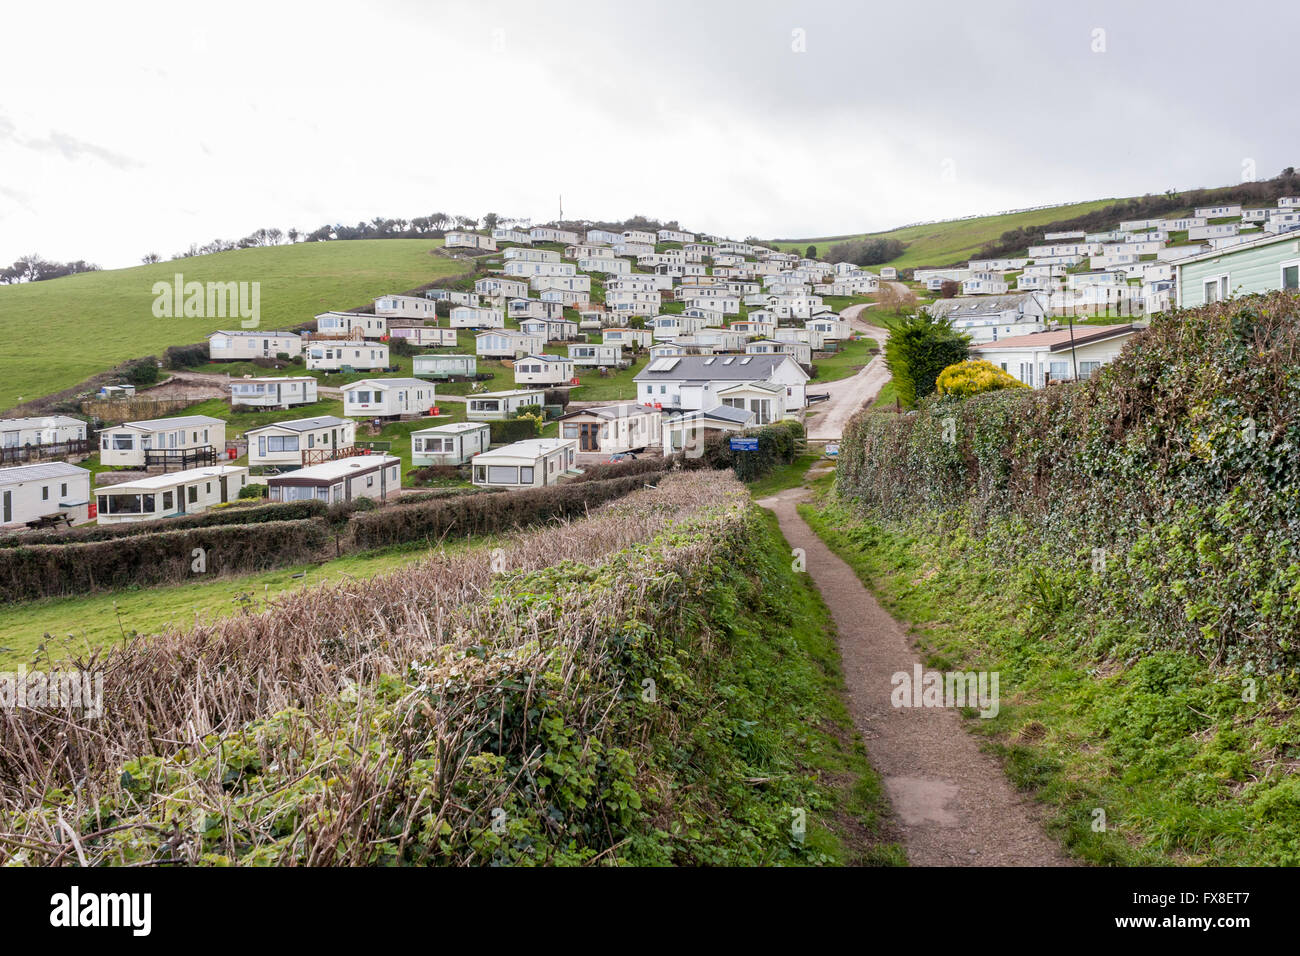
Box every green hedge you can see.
[0,499,329,549]
[835,292,1300,673]
[0,519,334,602]
[348,474,661,550]
[489,418,539,444]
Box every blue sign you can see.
[730,437,759,451]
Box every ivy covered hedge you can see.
[836,292,1300,673]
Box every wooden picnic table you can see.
[25,512,72,530]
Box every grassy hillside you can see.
[0,239,466,412]
[770,198,1120,270]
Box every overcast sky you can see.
[2,0,1296,269]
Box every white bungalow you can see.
[558,403,662,455]
[567,343,626,368]
[98,415,226,469]
[95,465,249,524]
[411,422,491,467]
[466,389,543,421]
[266,455,401,504]
[476,330,546,358]
[230,376,319,409]
[305,342,390,372]
[449,305,505,329]
[969,324,1140,388]
[208,330,303,360]
[471,438,578,489]
[513,354,575,387]
[246,416,356,469]
[0,462,93,528]
[341,379,436,418]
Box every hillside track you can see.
[805,301,893,441]
[756,486,1075,867]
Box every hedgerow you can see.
[836,291,1300,673]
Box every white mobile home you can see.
[266,455,401,504]
[0,416,87,453]
[95,465,249,524]
[475,330,546,358]
[466,389,541,421]
[98,415,226,469]
[445,231,497,251]
[558,403,661,455]
[314,311,388,339]
[450,305,505,329]
[387,324,459,348]
[471,439,578,489]
[341,378,436,418]
[413,354,477,380]
[745,338,812,365]
[567,343,626,368]
[602,327,654,350]
[246,416,356,469]
[513,354,576,387]
[305,342,390,372]
[410,422,491,467]
[374,294,438,319]
[0,462,92,528]
[518,317,579,341]
[492,227,532,245]
[530,226,581,244]
[229,376,318,409]
[475,277,529,301]
[207,330,303,361]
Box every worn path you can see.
[805,302,893,441]
[756,486,1073,866]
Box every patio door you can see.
[2,490,10,523]
[579,423,599,451]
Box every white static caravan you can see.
[94,465,249,525]
[450,306,506,329]
[476,277,529,301]
[805,316,850,341]
[466,389,541,421]
[518,317,579,341]
[314,311,389,340]
[410,422,491,467]
[425,289,478,306]
[557,403,661,455]
[503,247,560,263]
[567,343,626,368]
[229,376,319,409]
[492,227,532,245]
[305,342,390,372]
[266,455,401,505]
[530,226,581,244]
[476,330,546,359]
[513,354,576,388]
[502,260,577,279]
[387,324,459,348]
[207,330,303,361]
[773,326,826,351]
[98,416,226,469]
[374,294,438,320]
[445,231,497,251]
[0,462,92,528]
[602,327,654,350]
[245,416,356,469]
[745,338,813,365]
[648,314,708,340]
[413,354,477,380]
[341,378,436,418]
[471,438,578,489]
[0,416,87,450]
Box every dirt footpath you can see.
[757,486,1074,867]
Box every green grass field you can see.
[812,336,877,384]
[772,199,1123,270]
[0,239,468,411]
